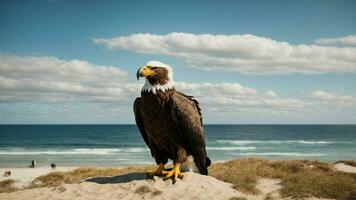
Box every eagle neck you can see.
[142,79,174,94]
[141,88,175,103]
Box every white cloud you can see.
[310,90,355,106]
[93,33,356,75]
[0,54,301,114]
[175,82,306,113]
[0,54,130,103]
[176,83,356,122]
[0,54,126,81]
[315,35,356,46]
[1,54,355,123]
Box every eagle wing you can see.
[169,91,210,175]
[133,98,152,156]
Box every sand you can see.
[0,173,335,200]
[0,167,76,188]
[334,163,356,174]
[1,163,355,200]
[1,172,246,200]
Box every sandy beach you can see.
[1,172,246,200]
[1,159,355,200]
[334,163,356,173]
[0,167,76,188]
[0,171,295,200]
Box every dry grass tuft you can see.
[151,190,163,196]
[34,165,154,188]
[2,158,356,199]
[229,197,248,200]
[264,193,276,200]
[209,157,356,199]
[134,185,151,195]
[209,158,266,194]
[280,169,356,199]
[0,179,18,193]
[335,160,356,167]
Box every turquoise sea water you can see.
[0,125,355,167]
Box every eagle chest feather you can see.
[140,90,180,153]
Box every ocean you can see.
[0,125,355,167]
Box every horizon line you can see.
[0,123,355,126]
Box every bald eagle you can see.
[134,61,211,180]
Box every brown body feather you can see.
[134,88,210,175]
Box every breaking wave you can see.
[217,140,337,145]
[233,152,327,156]
[0,148,150,155]
[206,147,256,150]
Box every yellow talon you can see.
[148,163,165,176]
[162,163,184,180]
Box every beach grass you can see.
[209,157,356,199]
[281,167,356,199]
[335,160,356,167]
[2,158,356,199]
[229,197,248,200]
[33,158,356,199]
[0,179,17,193]
[34,165,154,187]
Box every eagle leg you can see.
[148,163,165,176]
[162,163,183,180]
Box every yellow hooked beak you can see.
[136,66,155,80]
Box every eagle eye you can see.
[151,67,157,70]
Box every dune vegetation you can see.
[209,158,356,199]
[335,160,356,167]
[34,166,154,187]
[0,179,17,193]
[1,158,356,199]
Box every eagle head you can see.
[137,61,174,94]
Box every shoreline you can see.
[0,157,348,169]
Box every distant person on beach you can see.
[51,163,56,169]
[29,160,36,168]
[3,171,11,177]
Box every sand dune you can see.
[1,172,246,200]
[1,162,355,200]
[0,172,342,200]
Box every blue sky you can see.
[1,0,356,124]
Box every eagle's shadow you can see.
[84,172,151,184]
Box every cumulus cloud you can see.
[0,54,126,81]
[175,83,305,113]
[310,90,355,106]
[1,54,355,123]
[176,83,356,121]
[0,54,131,103]
[93,33,356,75]
[315,35,356,46]
[0,54,303,114]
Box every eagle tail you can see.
[206,157,211,167]
[194,151,210,175]
[196,160,208,175]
